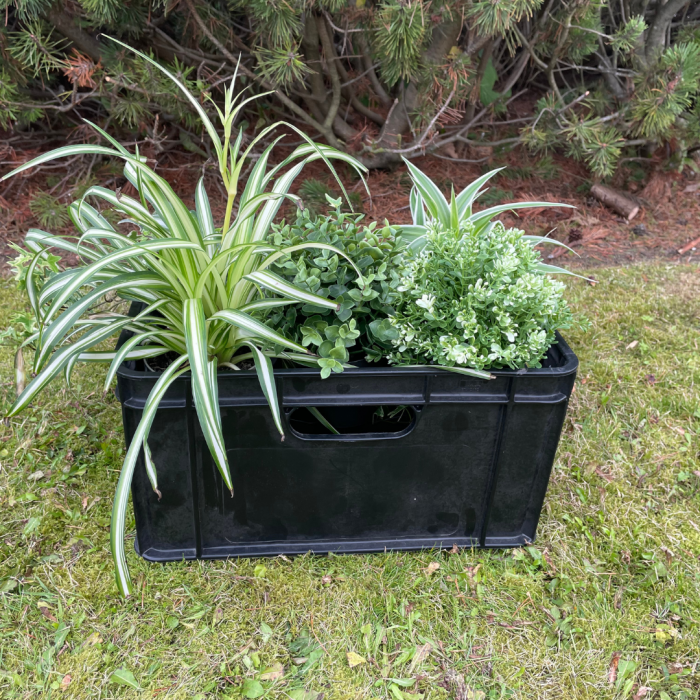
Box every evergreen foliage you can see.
[267,199,401,375]
[0,0,698,177]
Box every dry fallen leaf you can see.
[37,601,58,623]
[260,662,284,681]
[632,686,652,700]
[346,651,366,668]
[541,549,556,574]
[409,643,432,671]
[608,651,622,684]
[60,674,72,690]
[321,575,332,585]
[425,562,440,575]
[82,632,103,647]
[448,544,459,555]
[626,340,639,350]
[667,662,683,674]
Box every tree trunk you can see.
[645,0,689,59]
[379,18,463,148]
[44,7,105,62]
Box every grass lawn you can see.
[0,262,699,700]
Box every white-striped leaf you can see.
[246,343,284,438]
[244,270,340,310]
[210,309,309,354]
[183,298,232,493]
[469,202,575,231]
[7,315,143,416]
[1,145,123,181]
[455,167,505,219]
[105,37,223,162]
[402,158,450,226]
[35,272,167,372]
[110,354,189,596]
[409,187,425,226]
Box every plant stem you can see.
[222,190,235,237]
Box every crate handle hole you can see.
[287,405,420,440]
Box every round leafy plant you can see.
[267,196,401,376]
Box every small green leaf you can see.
[242,678,265,698]
[23,517,41,536]
[109,668,140,689]
[260,622,273,642]
[166,615,179,630]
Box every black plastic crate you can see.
[115,334,578,562]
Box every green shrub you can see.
[388,159,583,371]
[268,197,401,377]
[387,219,576,370]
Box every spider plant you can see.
[398,157,578,271]
[2,39,367,596]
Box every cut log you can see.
[590,184,640,221]
[678,235,700,255]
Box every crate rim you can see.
[116,331,579,383]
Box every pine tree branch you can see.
[182,0,340,147]
[322,18,385,127]
[316,15,342,130]
[379,16,463,147]
[356,32,391,107]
